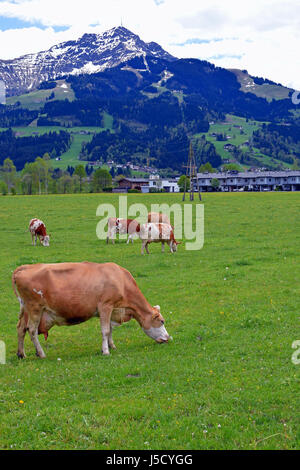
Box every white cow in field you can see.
[140,223,180,254]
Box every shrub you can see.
[0,181,8,195]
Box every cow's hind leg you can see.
[26,305,46,358]
[17,311,27,359]
[98,304,113,355]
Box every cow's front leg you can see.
[168,241,173,253]
[99,305,113,355]
[111,231,116,245]
[161,242,165,253]
[145,241,150,254]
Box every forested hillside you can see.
[0,129,71,170]
[0,53,299,171]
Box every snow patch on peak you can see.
[70,61,102,75]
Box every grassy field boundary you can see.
[0,192,299,450]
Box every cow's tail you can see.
[12,268,25,314]
[12,270,19,300]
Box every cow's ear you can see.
[154,305,161,312]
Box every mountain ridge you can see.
[0,26,176,96]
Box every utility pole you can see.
[182,141,201,201]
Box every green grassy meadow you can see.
[0,192,299,450]
[6,80,75,110]
[196,114,290,169]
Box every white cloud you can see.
[0,0,299,89]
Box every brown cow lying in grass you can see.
[13,262,170,358]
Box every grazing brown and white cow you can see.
[106,217,140,244]
[148,212,171,225]
[140,223,180,254]
[12,262,170,358]
[29,219,50,247]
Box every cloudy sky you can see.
[0,0,299,89]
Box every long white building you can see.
[195,171,300,192]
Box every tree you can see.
[58,174,73,194]
[222,163,242,172]
[42,153,51,194]
[0,181,8,195]
[22,162,39,195]
[199,162,215,173]
[178,175,190,192]
[32,155,51,195]
[2,158,16,193]
[92,168,112,192]
[211,178,220,191]
[74,165,86,192]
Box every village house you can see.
[117,177,150,192]
[147,175,180,193]
[116,175,180,193]
[224,143,236,151]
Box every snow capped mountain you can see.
[0,26,175,96]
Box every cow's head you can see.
[42,235,50,247]
[171,240,181,252]
[143,305,170,343]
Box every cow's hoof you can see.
[17,352,26,359]
[36,352,46,359]
[102,350,110,356]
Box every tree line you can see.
[0,128,72,170]
[0,156,113,195]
